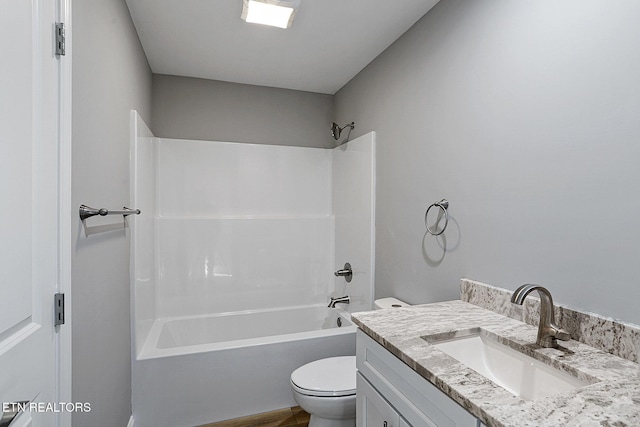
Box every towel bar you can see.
[79,204,141,221]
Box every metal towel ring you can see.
[425,199,449,236]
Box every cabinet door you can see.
[357,330,479,427]
[357,372,400,427]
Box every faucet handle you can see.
[553,326,571,341]
[334,262,353,283]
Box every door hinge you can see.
[55,22,65,56]
[54,293,65,326]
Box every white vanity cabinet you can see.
[357,371,410,427]
[356,330,483,427]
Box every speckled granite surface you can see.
[352,299,640,426]
[461,279,640,363]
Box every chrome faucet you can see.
[328,296,350,308]
[510,284,571,348]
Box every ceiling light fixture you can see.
[241,0,300,29]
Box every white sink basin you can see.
[424,330,593,400]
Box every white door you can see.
[1,0,65,426]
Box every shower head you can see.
[331,122,355,140]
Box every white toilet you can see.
[290,298,409,427]
[290,356,357,427]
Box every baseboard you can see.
[127,415,135,427]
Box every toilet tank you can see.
[373,297,410,309]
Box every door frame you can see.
[57,0,73,425]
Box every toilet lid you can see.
[290,356,356,397]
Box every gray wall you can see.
[335,0,640,324]
[152,74,334,148]
[72,0,152,425]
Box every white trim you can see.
[56,0,73,426]
[369,132,376,310]
[127,415,135,427]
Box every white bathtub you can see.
[132,305,356,427]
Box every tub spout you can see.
[328,296,350,308]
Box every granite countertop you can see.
[352,300,640,427]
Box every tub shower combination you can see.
[129,112,375,427]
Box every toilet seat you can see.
[290,356,356,397]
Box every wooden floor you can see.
[198,406,310,427]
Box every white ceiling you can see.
[125,0,440,94]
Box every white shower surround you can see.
[153,139,335,320]
[129,111,375,426]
